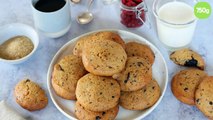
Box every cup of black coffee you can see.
[31,0,71,38]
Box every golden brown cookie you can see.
[92,31,125,49]
[170,49,205,70]
[195,76,213,119]
[73,35,93,56]
[73,31,125,56]
[112,56,152,91]
[76,73,120,112]
[14,79,48,111]
[75,101,119,120]
[52,55,87,100]
[120,79,161,110]
[125,42,155,65]
[82,39,127,76]
[171,68,207,105]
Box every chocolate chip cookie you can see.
[113,56,152,91]
[73,31,125,56]
[52,55,87,100]
[76,73,120,112]
[75,101,119,120]
[82,39,127,76]
[195,76,213,119]
[120,79,161,110]
[171,68,207,105]
[125,42,155,65]
[170,49,205,70]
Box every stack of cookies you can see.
[52,31,161,120]
[170,49,213,119]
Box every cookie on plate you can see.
[76,73,120,112]
[170,49,205,70]
[92,31,125,49]
[73,31,125,56]
[195,76,213,119]
[52,55,87,100]
[171,68,207,105]
[75,101,119,120]
[82,39,127,76]
[125,42,155,65]
[113,56,152,91]
[73,35,93,56]
[120,79,161,110]
[14,79,48,111]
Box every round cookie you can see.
[76,73,120,112]
[171,68,207,105]
[73,31,125,56]
[113,56,152,91]
[73,35,93,56]
[92,31,125,49]
[195,76,213,119]
[170,48,205,70]
[75,101,119,120]
[82,39,127,76]
[120,79,161,110]
[125,42,155,65]
[14,79,48,111]
[52,55,87,100]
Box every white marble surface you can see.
[0,0,213,120]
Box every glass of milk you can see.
[153,0,197,51]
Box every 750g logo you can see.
[194,2,211,19]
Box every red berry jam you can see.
[120,0,146,28]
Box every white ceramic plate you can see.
[47,29,168,120]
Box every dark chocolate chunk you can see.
[184,56,198,67]
[184,88,188,91]
[96,116,101,120]
[196,99,200,103]
[58,64,64,72]
[124,72,130,83]
[137,62,143,67]
[102,112,106,115]
[25,79,30,82]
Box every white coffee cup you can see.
[31,0,71,38]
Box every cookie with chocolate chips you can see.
[195,76,213,119]
[76,73,120,112]
[112,56,152,91]
[171,68,207,105]
[170,49,205,70]
[14,79,48,111]
[52,55,87,100]
[82,39,127,76]
[120,79,161,110]
[73,31,125,56]
[125,42,155,65]
[75,101,119,120]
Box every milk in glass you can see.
[156,1,197,50]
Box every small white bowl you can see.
[0,23,39,64]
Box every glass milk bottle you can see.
[153,0,198,51]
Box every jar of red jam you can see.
[120,0,149,28]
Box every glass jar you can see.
[120,1,149,28]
